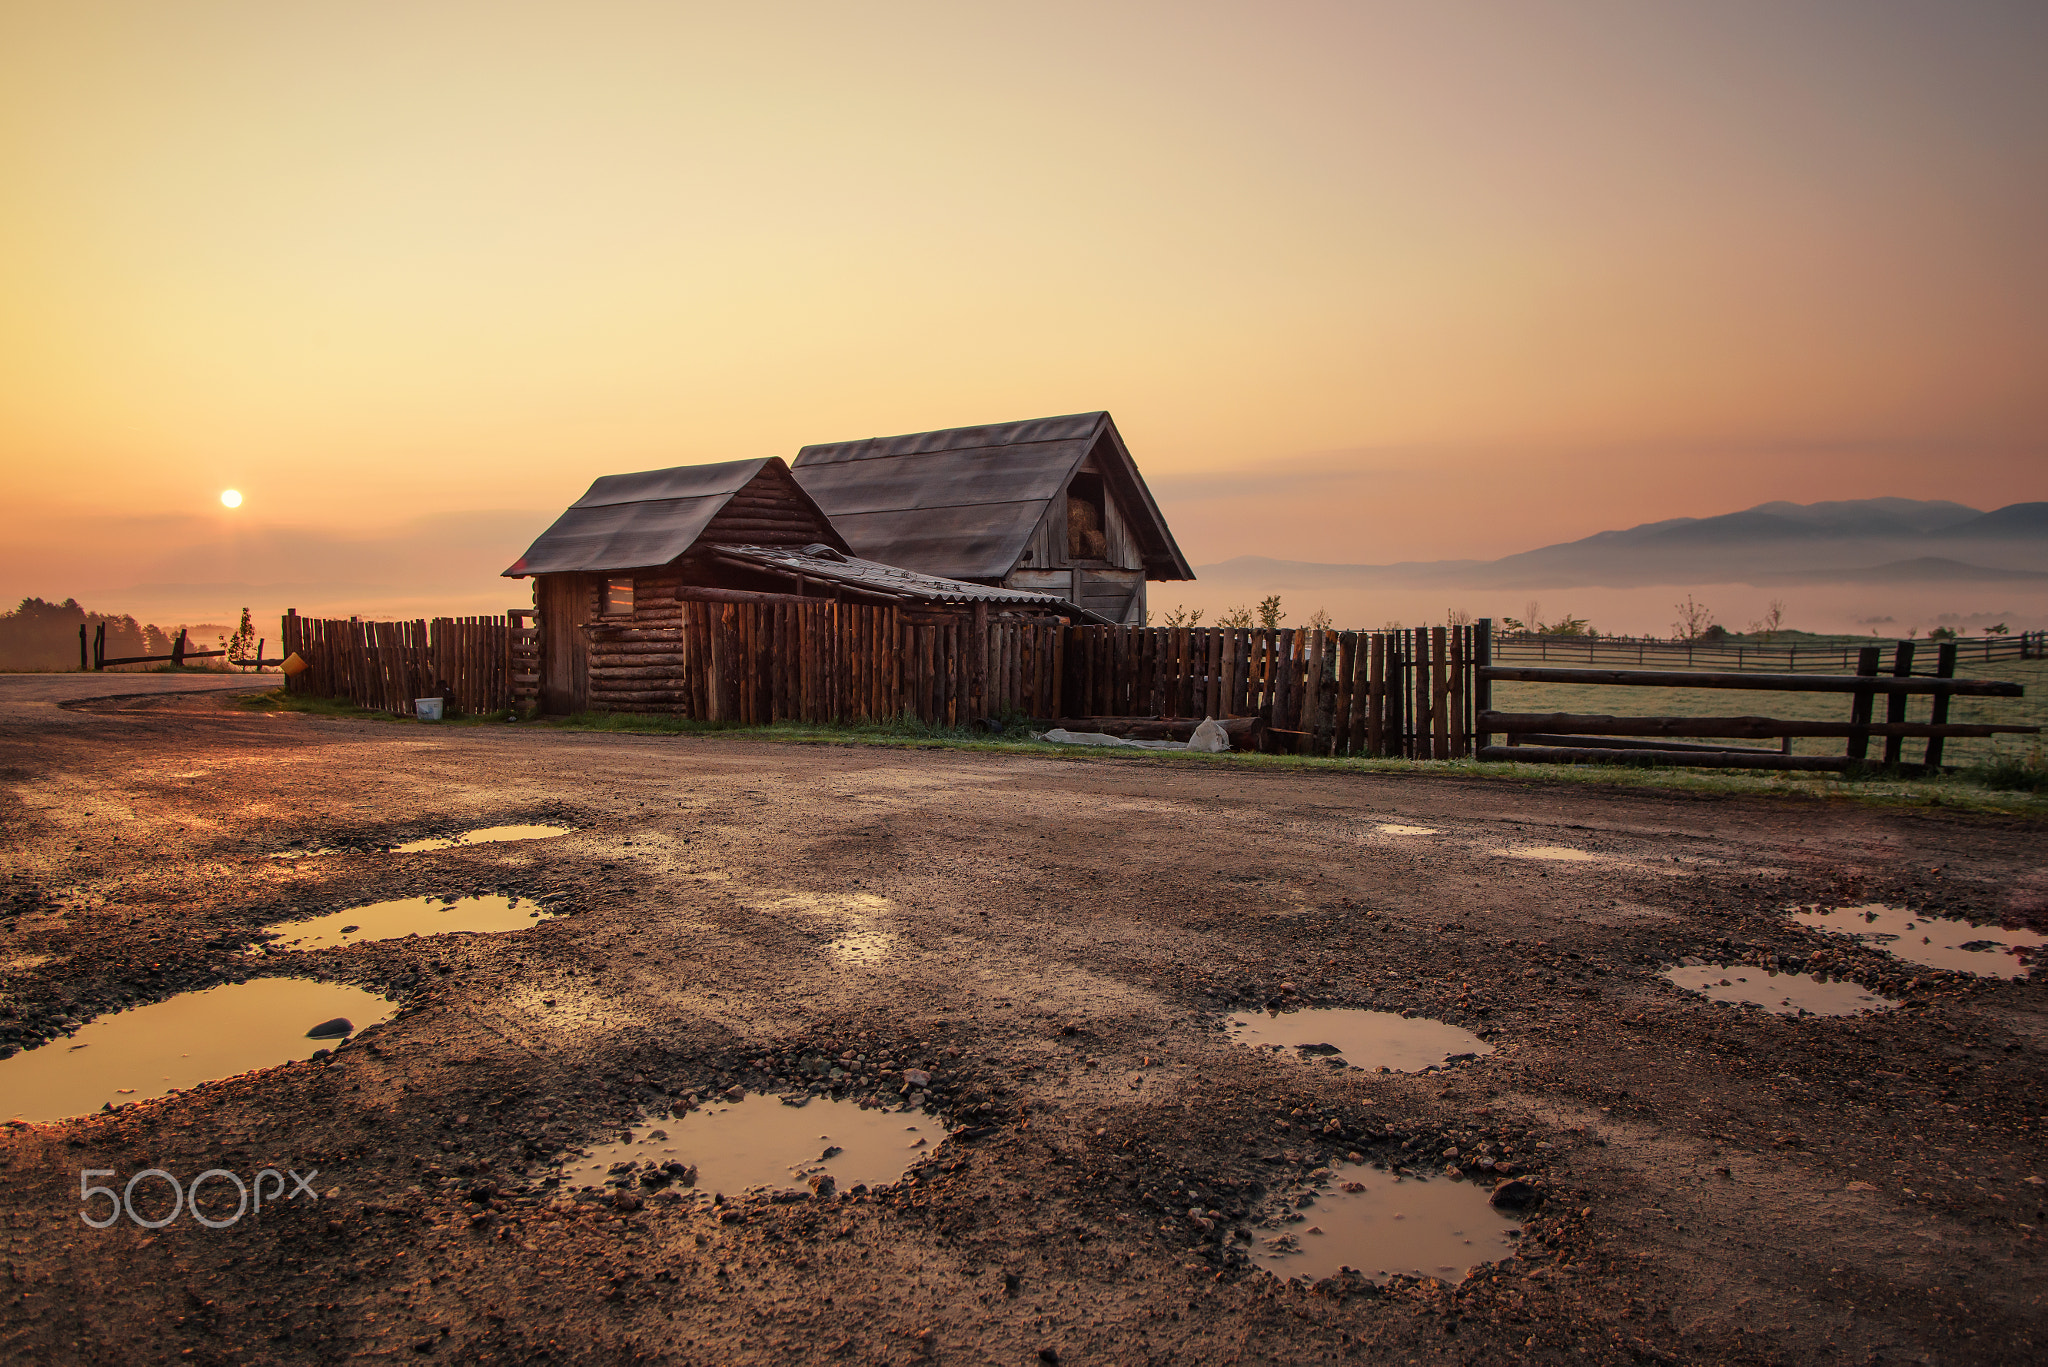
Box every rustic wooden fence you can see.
[284,603,1480,757]
[586,602,1065,726]
[1059,623,1476,758]
[281,611,515,716]
[1478,641,2037,773]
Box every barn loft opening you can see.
[1067,472,1108,562]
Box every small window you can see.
[603,577,635,618]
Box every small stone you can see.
[722,1086,746,1102]
[305,1017,353,1039]
[809,1173,836,1199]
[903,1069,932,1087]
[1489,1178,1541,1211]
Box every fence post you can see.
[1474,619,1492,754]
[1881,641,1915,767]
[1923,642,1959,771]
[1845,646,1880,764]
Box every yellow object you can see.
[282,652,309,676]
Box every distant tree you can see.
[226,607,257,665]
[1256,595,1283,630]
[1500,617,1527,632]
[1304,607,1334,632]
[1747,599,1787,638]
[1538,616,1592,637]
[1156,604,1204,628]
[1672,595,1714,642]
[1215,605,1254,629]
[1987,623,2010,636]
[1445,608,1473,626]
[1701,623,1730,642]
[1928,626,1957,640]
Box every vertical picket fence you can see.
[281,604,1483,757]
[282,611,515,716]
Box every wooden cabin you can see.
[504,456,1086,714]
[790,411,1194,626]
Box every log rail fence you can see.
[1476,639,2038,773]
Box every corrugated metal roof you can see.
[569,458,769,508]
[708,544,1088,611]
[791,412,1194,582]
[505,457,844,576]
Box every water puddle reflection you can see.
[392,824,574,854]
[1502,846,1599,862]
[555,1094,941,1197]
[1229,1009,1491,1072]
[1664,964,1897,1017]
[1376,825,1439,836]
[0,979,397,1123]
[1252,1165,1519,1284]
[1790,904,2041,979]
[256,895,555,951]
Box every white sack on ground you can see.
[1187,718,1231,753]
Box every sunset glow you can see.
[219,490,242,509]
[0,2,2040,632]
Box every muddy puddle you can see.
[270,824,573,859]
[254,894,554,951]
[1228,1009,1492,1072]
[1664,964,1898,1017]
[392,824,574,854]
[1375,824,1439,836]
[0,979,396,1123]
[1791,903,2042,979]
[554,1094,942,1198]
[1502,845,1599,862]
[1252,1165,1520,1284]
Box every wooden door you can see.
[537,574,595,714]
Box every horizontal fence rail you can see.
[1477,641,2036,773]
[1493,630,2043,672]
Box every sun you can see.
[220,489,242,508]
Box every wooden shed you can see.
[503,455,1088,714]
[791,411,1194,626]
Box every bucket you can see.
[415,697,445,722]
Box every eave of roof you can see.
[709,544,1113,623]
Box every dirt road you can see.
[1,682,2042,1364]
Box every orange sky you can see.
[2,2,2043,629]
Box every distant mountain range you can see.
[1197,499,2048,591]
[1196,500,2048,590]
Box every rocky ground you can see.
[0,679,2042,1365]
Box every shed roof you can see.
[791,412,1194,582]
[503,457,844,576]
[707,544,1110,622]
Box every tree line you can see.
[0,598,255,672]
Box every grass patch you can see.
[1961,748,2048,795]
[539,709,2048,815]
[242,692,2048,817]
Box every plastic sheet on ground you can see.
[1035,728,1187,750]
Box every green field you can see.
[1490,655,2047,767]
